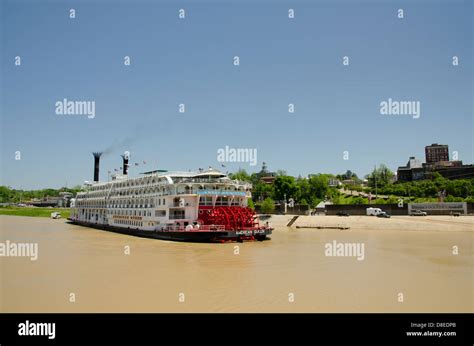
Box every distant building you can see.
[59,192,73,207]
[426,163,474,180]
[329,178,341,187]
[315,201,332,214]
[258,161,277,184]
[30,192,73,207]
[398,145,474,181]
[431,160,462,168]
[397,157,424,182]
[260,175,276,184]
[30,196,62,207]
[425,143,449,164]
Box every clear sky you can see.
[1,0,472,189]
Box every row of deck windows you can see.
[108,210,153,217]
[88,177,168,192]
[76,198,166,208]
[79,183,249,199]
[116,219,143,227]
[199,196,243,206]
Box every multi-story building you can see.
[425,143,449,163]
[397,157,425,182]
[397,144,474,182]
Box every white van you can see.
[366,207,383,216]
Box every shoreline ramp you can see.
[286,216,299,227]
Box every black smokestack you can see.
[121,152,129,175]
[93,152,102,182]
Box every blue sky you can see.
[1,0,472,189]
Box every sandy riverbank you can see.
[264,215,474,233]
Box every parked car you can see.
[366,207,383,216]
[410,209,427,216]
[377,212,391,218]
[336,211,350,217]
[50,212,62,219]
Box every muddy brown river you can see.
[1,215,472,312]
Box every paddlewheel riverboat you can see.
[68,153,272,242]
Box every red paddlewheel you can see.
[202,206,258,230]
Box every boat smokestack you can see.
[93,152,102,182]
[121,152,129,175]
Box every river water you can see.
[1,215,472,312]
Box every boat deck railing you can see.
[158,225,271,232]
[159,225,226,232]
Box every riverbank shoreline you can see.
[1,211,472,233]
[265,214,474,233]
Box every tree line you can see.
[1,165,473,208]
[0,186,82,203]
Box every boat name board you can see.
[236,230,265,236]
[197,190,246,197]
[113,215,143,220]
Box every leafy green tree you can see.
[299,198,308,206]
[229,169,251,182]
[295,177,311,202]
[260,197,275,214]
[0,186,12,203]
[273,175,297,201]
[444,196,464,202]
[367,164,394,188]
[252,181,274,202]
[352,197,366,205]
[308,174,330,200]
[249,173,261,185]
[344,170,358,180]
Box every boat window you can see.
[199,196,212,206]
